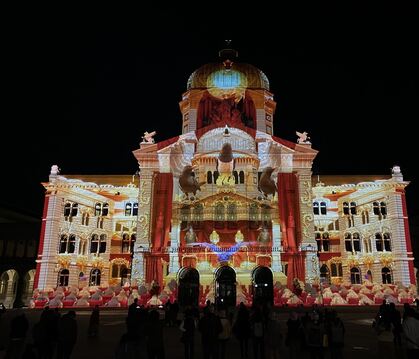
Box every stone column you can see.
[271,222,282,272]
[132,170,154,285]
[36,193,63,290]
[296,170,318,283]
[169,221,181,274]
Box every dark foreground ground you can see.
[0,306,405,359]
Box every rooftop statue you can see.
[141,131,156,144]
[296,131,311,144]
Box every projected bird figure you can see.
[201,241,245,262]
[179,165,205,199]
[258,167,277,198]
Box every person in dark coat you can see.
[145,310,165,359]
[198,306,222,359]
[5,310,29,359]
[88,305,100,338]
[57,310,78,359]
[180,308,196,359]
[233,302,251,359]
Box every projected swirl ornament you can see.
[206,69,247,101]
[202,241,245,262]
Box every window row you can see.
[207,171,245,184]
[57,269,101,287]
[59,234,107,254]
[320,265,392,284]
[342,201,387,218]
[344,232,391,253]
[350,267,392,285]
[64,202,109,219]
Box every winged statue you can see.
[296,131,311,144]
[141,131,156,144]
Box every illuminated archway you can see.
[178,267,200,307]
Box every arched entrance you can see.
[0,269,19,308]
[21,269,36,306]
[178,267,200,307]
[215,266,236,307]
[252,266,273,305]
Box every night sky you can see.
[2,7,418,219]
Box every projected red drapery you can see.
[277,173,305,286]
[146,172,173,286]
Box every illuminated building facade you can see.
[34,49,415,306]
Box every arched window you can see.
[207,171,213,184]
[331,263,338,277]
[95,203,102,216]
[90,269,101,286]
[90,234,99,254]
[215,203,225,221]
[64,203,72,217]
[213,171,219,183]
[193,203,204,221]
[344,233,352,252]
[375,233,383,251]
[102,203,109,216]
[130,234,136,253]
[99,234,107,253]
[366,270,373,282]
[68,235,76,253]
[59,235,68,254]
[320,264,330,284]
[381,267,392,284]
[249,203,259,221]
[132,203,139,216]
[313,202,319,215]
[125,203,132,216]
[120,266,129,285]
[122,233,130,253]
[350,202,357,215]
[239,171,245,184]
[350,267,361,284]
[380,202,387,217]
[352,233,361,252]
[373,202,380,216]
[71,203,78,217]
[233,171,239,184]
[383,233,391,251]
[343,202,349,215]
[338,263,343,277]
[322,232,330,251]
[320,202,327,215]
[227,203,237,221]
[57,269,69,287]
[78,272,85,288]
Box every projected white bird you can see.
[142,131,156,144]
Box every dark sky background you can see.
[2,6,418,220]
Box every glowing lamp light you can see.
[210,230,220,245]
[235,230,244,243]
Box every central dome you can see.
[187,62,270,91]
